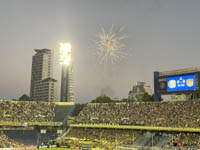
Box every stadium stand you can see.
[0,132,23,148]
[0,100,74,123]
[53,102,75,122]
[163,132,200,149]
[0,100,74,147]
[0,100,55,122]
[74,101,200,128]
[59,101,200,149]
[65,128,142,146]
[5,130,38,145]
[62,127,200,149]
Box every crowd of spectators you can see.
[65,100,200,149]
[0,132,23,148]
[0,100,55,122]
[74,100,200,128]
[66,128,142,146]
[163,132,200,149]
[65,128,200,149]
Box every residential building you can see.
[128,81,152,100]
[30,49,58,101]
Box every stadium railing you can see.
[70,123,200,132]
[0,122,62,127]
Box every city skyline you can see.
[1,0,200,103]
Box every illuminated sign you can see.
[167,75,196,92]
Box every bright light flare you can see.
[59,42,72,65]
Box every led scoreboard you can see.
[167,75,196,92]
[154,68,200,101]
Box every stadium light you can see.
[59,42,72,65]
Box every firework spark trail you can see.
[95,26,127,64]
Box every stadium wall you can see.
[0,146,37,150]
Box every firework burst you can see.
[95,26,127,64]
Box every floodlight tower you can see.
[59,43,74,102]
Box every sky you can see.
[1,0,200,103]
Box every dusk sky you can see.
[1,0,200,103]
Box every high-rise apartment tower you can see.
[30,49,58,101]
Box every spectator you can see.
[0,132,23,148]
[74,101,200,128]
[0,100,55,122]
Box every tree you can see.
[135,93,154,102]
[18,94,30,101]
[141,93,154,102]
[91,95,114,103]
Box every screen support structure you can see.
[154,72,161,102]
[154,69,200,102]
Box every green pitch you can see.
[34,148,76,150]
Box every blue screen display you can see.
[167,75,196,92]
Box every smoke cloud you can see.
[100,86,115,98]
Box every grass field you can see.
[34,148,76,150]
